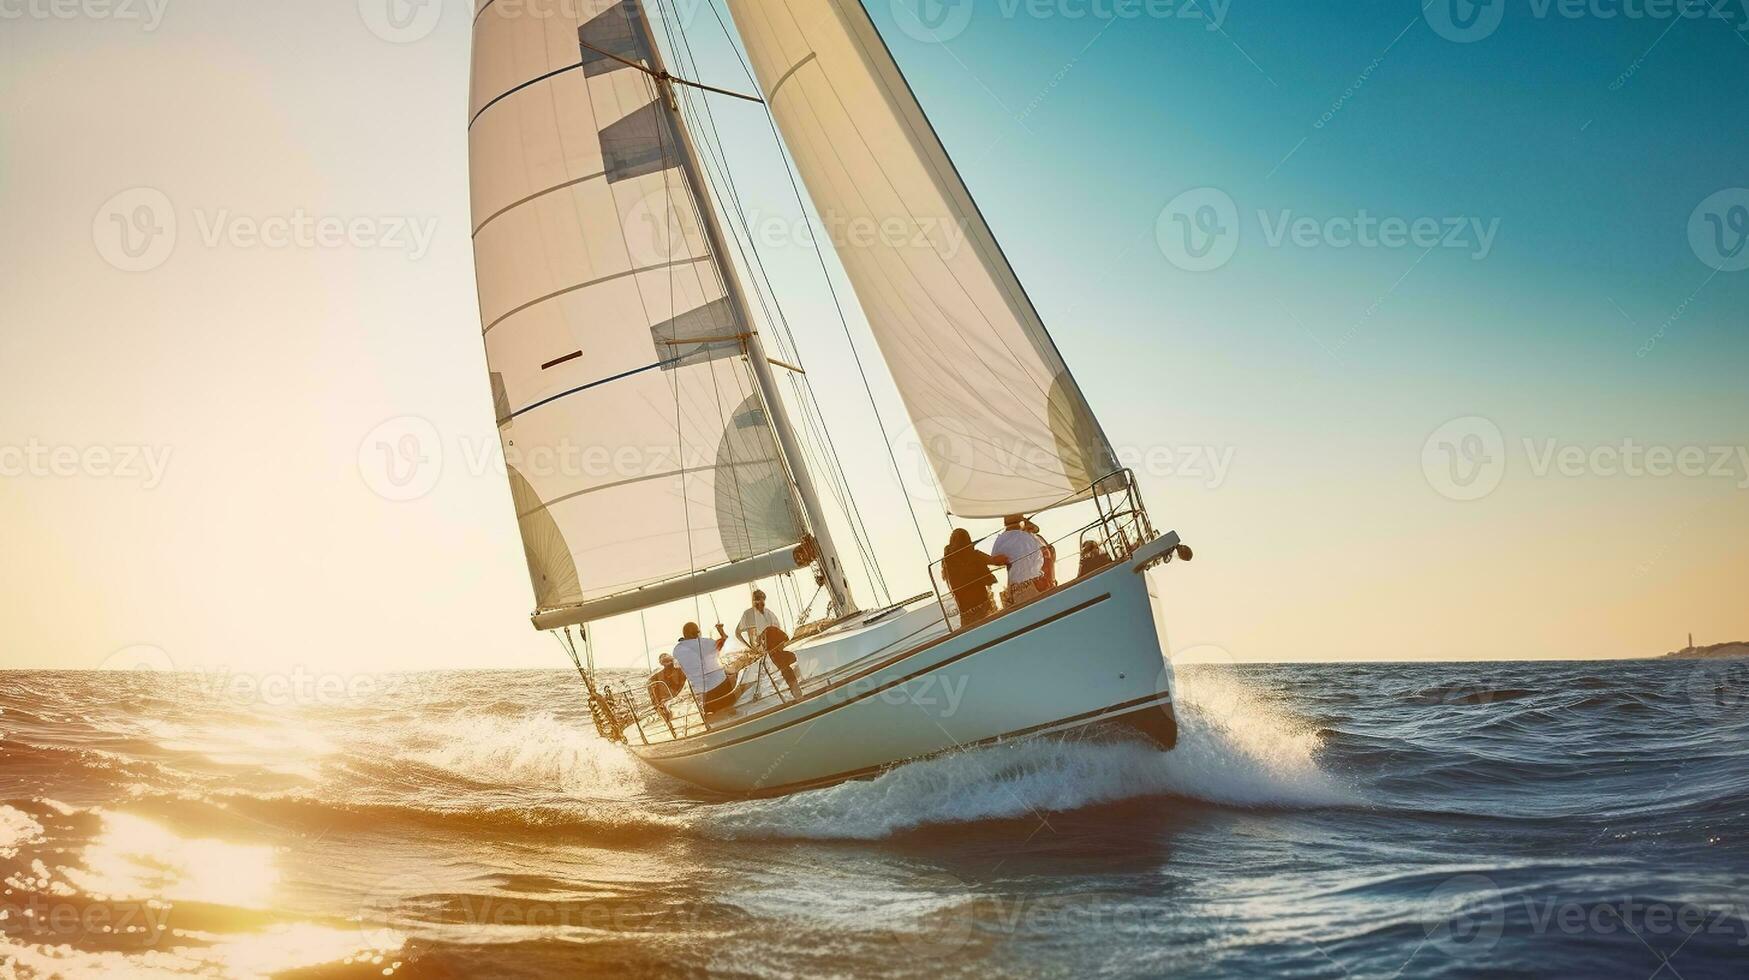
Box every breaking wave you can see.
[705,667,1357,840]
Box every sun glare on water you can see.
[2,810,403,978]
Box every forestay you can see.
[723,0,1119,518]
[469,0,805,623]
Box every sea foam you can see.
[701,666,1358,840]
[0,805,44,859]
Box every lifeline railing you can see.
[927,469,1155,632]
[599,470,1156,747]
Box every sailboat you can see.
[466,0,1194,796]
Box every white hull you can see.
[627,539,1182,797]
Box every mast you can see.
[616,3,856,617]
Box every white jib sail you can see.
[470,0,806,623]
[723,0,1119,519]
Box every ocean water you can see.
[0,660,1744,979]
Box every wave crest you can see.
[699,668,1357,840]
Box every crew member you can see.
[991,515,1048,608]
[737,590,802,698]
[671,622,737,716]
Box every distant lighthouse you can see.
[1688,632,1695,652]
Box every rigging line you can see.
[587,41,671,398]
[676,348,705,635]
[638,24,707,641]
[704,339,760,574]
[849,0,1121,464]
[665,11,894,603]
[665,13,895,615]
[770,574,795,629]
[578,36,765,103]
[781,567,803,617]
[740,0,1061,440]
[827,8,1066,413]
[640,12,785,517]
[603,8,735,474]
[708,0,942,552]
[781,366,891,603]
[703,5,963,545]
[653,37,875,607]
[723,339,809,552]
[653,17,763,573]
[777,70,1058,429]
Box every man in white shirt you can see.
[736,589,801,698]
[670,622,737,716]
[735,589,781,651]
[990,515,1048,608]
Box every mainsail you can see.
[469,0,811,625]
[722,0,1119,518]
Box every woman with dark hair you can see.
[940,528,1007,629]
